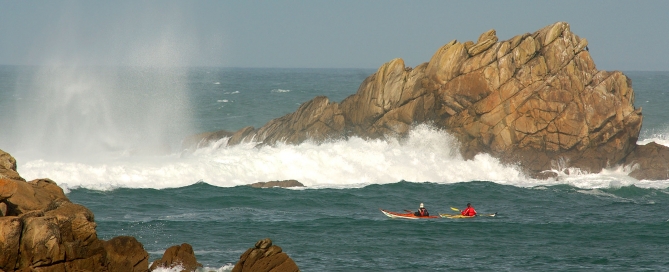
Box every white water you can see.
[151,264,235,272]
[16,125,669,192]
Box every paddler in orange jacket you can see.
[414,203,429,217]
[461,203,477,216]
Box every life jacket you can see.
[419,208,428,216]
[461,207,476,216]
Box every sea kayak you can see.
[380,209,440,219]
[439,213,497,218]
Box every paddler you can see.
[461,203,477,216]
[414,203,429,217]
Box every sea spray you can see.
[0,2,201,163]
[637,125,669,147]
[6,67,194,162]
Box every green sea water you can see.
[69,182,669,271]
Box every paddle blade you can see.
[450,207,460,212]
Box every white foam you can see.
[637,126,669,147]
[150,265,185,272]
[16,125,669,191]
[152,264,233,272]
[203,264,235,272]
[135,251,235,271]
[637,137,669,147]
[270,89,290,93]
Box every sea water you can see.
[1,66,668,271]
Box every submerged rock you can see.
[192,22,668,179]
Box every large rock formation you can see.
[192,22,669,179]
[0,149,150,272]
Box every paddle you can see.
[450,207,461,212]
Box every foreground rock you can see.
[0,150,149,272]
[149,243,202,272]
[1,148,301,271]
[232,238,300,272]
[249,180,305,188]
[189,21,669,179]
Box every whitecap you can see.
[16,124,669,191]
[637,125,669,147]
[149,265,186,272]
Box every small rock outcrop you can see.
[0,149,23,181]
[105,236,151,272]
[149,243,202,272]
[249,180,305,188]
[621,142,669,180]
[232,238,300,272]
[0,148,149,272]
[189,22,668,179]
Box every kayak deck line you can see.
[381,209,497,219]
[380,209,440,219]
[439,214,475,219]
[439,212,497,218]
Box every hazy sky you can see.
[1,1,668,70]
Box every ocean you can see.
[1,66,668,271]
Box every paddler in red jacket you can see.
[461,203,477,216]
[414,203,429,217]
